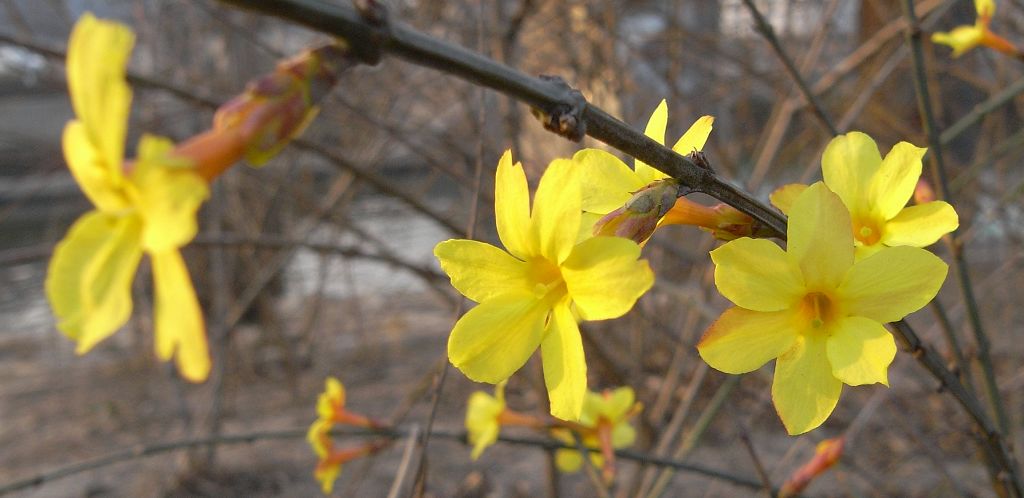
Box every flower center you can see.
[526,257,566,301]
[799,292,836,332]
[852,218,883,246]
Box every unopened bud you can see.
[779,436,845,498]
[593,179,679,243]
[914,178,936,204]
[214,43,355,166]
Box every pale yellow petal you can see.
[931,26,985,57]
[133,135,208,252]
[881,201,959,248]
[634,100,670,185]
[67,13,133,179]
[826,316,896,386]
[821,132,882,215]
[574,149,645,214]
[671,115,714,156]
[542,303,587,421]
[837,246,948,323]
[62,121,129,212]
[976,0,995,17]
[46,211,142,353]
[151,249,210,382]
[495,150,533,259]
[772,334,842,435]
[698,307,798,374]
[711,238,804,312]
[561,236,653,321]
[868,141,926,220]
[434,239,530,303]
[532,158,581,264]
[768,183,807,216]
[447,291,548,383]
[786,183,853,291]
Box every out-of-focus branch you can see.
[0,426,771,496]
[216,0,789,239]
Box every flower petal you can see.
[787,183,854,290]
[867,141,926,220]
[711,238,804,311]
[561,236,653,321]
[466,390,504,459]
[697,307,798,374]
[448,291,548,383]
[495,149,533,259]
[634,100,670,185]
[434,239,530,303]
[772,334,842,435]
[821,132,882,215]
[46,211,142,353]
[575,149,645,214]
[133,135,209,251]
[62,121,129,212]
[542,303,588,421]
[881,201,959,248]
[932,26,984,57]
[838,245,948,323]
[533,159,582,264]
[151,249,210,382]
[67,13,133,180]
[768,183,807,216]
[671,115,714,156]
[826,316,896,386]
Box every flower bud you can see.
[779,436,845,498]
[593,179,679,243]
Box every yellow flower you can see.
[306,377,383,494]
[771,132,959,260]
[699,183,948,435]
[932,0,1017,57]
[465,382,506,460]
[46,13,210,381]
[553,387,641,476]
[435,151,654,421]
[575,100,713,242]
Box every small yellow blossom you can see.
[466,383,507,459]
[576,100,713,242]
[699,183,948,434]
[46,13,210,381]
[932,0,1017,57]
[553,387,641,480]
[435,151,653,421]
[306,377,383,494]
[771,132,959,260]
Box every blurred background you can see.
[1,0,1023,496]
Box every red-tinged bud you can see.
[593,179,679,243]
[914,178,936,204]
[213,43,355,166]
[779,436,845,498]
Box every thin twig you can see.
[0,426,769,496]
[739,0,839,136]
[900,0,1012,448]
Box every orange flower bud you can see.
[593,179,678,243]
[779,436,845,498]
[914,178,936,205]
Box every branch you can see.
[216,0,788,238]
[0,426,771,496]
